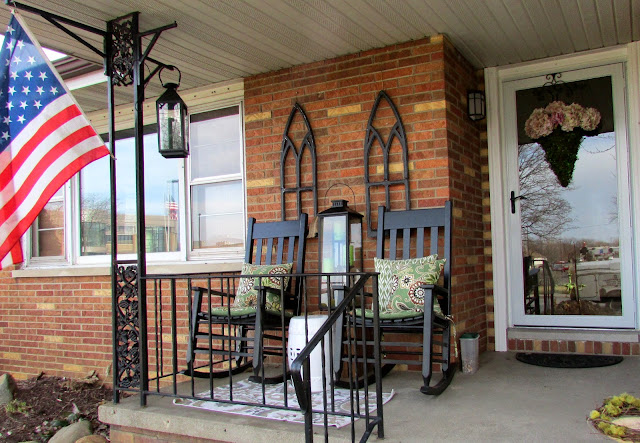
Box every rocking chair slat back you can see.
[371,201,455,395]
[376,204,452,300]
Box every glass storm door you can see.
[504,63,635,328]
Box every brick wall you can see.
[244,35,488,357]
[0,272,112,380]
[442,40,487,350]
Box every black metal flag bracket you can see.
[5,1,178,407]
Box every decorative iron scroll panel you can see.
[281,103,318,220]
[364,91,410,237]
[114,264,140,389]
[108,13,136,87]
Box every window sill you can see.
[12,261,243,278]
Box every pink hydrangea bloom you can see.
[581,107,601,131]
[524,108,553,139]
[524,100,601,139]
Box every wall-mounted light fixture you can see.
[157,66,189,158]
[467,90,486,121]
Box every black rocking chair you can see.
[344,202,454,395]
[185,213,308,382]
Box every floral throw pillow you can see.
[233,262,293,313]
[374,256,446,317]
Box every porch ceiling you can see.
[1,0,638,112]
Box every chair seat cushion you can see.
[374,256,446,316]
[209,306,294,318]
[233,262,293,313]
[355,308,446,321]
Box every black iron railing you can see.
[111,266,384,442]
[291,273,383,443]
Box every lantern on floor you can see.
[317,200,363,309]
[156,66,189,158]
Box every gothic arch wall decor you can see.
[280,102,318,220]
[364,90,410,237]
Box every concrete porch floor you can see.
[99,352,640,442]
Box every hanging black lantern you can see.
[156,66,189,158]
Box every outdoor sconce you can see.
[467,90,486,121]
[317,200,364,309]
[156,66,189,158]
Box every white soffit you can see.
[0,0,636,112]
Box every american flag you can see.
[0,12,109,269]
[165,198,178,220]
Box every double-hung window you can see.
[189,106,244,259]
[27,102,246,266]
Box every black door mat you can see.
[516,353,623,368]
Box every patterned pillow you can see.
[374,256,446,316]
[233,262,293,313]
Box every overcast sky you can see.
[557,132,618,243]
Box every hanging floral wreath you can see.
[524,101,601,187]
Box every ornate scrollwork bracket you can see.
[108,13,136,87]
[114,264,140,389]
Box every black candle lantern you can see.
[317,200,364,309]
[156,66,189,158]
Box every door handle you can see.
[510,191,527,214]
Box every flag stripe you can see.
[0,95,83,189]
[0,12,109,268]
[0,241,22,269]
[0,135,105,244]
[0,126,100,220]
[0,100,82,189]
[0,149,104,260]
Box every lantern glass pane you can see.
[349,217,362,271]
[158,103,184,153]
[321,215,347,274]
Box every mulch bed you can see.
[0,374,114,442]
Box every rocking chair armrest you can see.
[420,283,450,317]
[419,283,448,298]
[254,285,296,310]
[192,286,237,300]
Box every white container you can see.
[460,332,480,374]
[287,315,333,392]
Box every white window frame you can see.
[24,181,72,267]
[24,80,247,268]
[187,104,246,262]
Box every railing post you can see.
[372,273,384,438]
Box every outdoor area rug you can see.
[516,352,623,368]
[173,379,394,428]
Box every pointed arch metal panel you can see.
[364,90,410,237]
[280,102,318,220]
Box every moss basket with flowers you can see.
[524,101,601,187]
